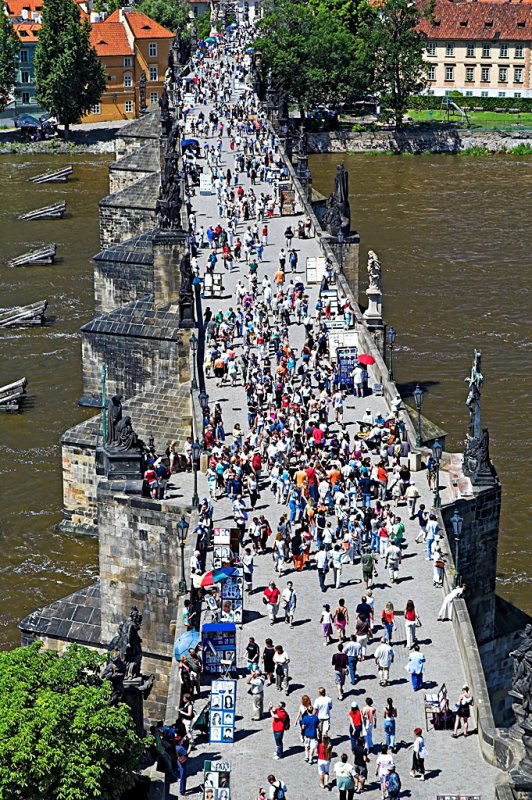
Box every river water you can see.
[0,154,110,648]
[0,152,529,649]
[312,152,532,614]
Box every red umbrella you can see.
[358,354,375,366]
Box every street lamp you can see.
[177,514,190,594]
[413,384,424,447]
[190,331,198,391]
[387,326,396,381]
[337,230,344,272]
[191,438,201,508]
[431,439,443,509]
[450,509,463,588]
[198,391,209,448]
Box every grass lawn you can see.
[408,108,532,128]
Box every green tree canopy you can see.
[364,0,431,125]
[0,643,147,800]
[35,0,106,131]
[256,0,370,113]
[138,0,191,43]
[0,13,20,110]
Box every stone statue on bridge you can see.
[510,624,532,771]
[116,607,144,680]
[463,350,494,483]
[324,164,351,238]
[465,349,483,441]
[105,394,123,447]
[367,250,382,293]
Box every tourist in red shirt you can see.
[263,581,280,625]
[270,701,289,759]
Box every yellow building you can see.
[85,9,174,122]
[419,0,532,99]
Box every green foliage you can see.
[138,0,190,43]
[256,0,370,112]
[364,0,432,126]
[409,94,532,113]
[35,0,106,128]
[509,143,532,155]
[0,642,147,800]
[459,145,491,156]
[0,13,20,109]
[195,11,212,41]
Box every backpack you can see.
[283,712,291,731]
[386,772,401,794]
[273,787,286,800]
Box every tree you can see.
[0,13,20,110]
[0,643,147,800]
[35,0,106,133]
[138,0,190,44]
[255,0,369,115]
[364,0,432,126]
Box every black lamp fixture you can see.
[413,384,424,447]
[387,326,396,381]
[450,509,463,588]
[431,439,443,508]
[177,514,189,594]
[190,331,198,391]
[198,391,209,448]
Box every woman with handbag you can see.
[432,543,446,587]
[453,685,474,738]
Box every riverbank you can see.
[309,125,532,154]
[0,121,130,155]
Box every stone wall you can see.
[60,417,101,535]
[93,233,155,315]
[99,173,159,249]
[108,143,160,195]
[308,127,532,155]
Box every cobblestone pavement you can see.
[164,76,502,800]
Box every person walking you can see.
[362,697,376,752]
[383,698,398,753]
[385,539,401,585]
[452,685,474,738]
[267,774,287,799]
[404,599,418,649]
[321,604,334,646]
[374,637,395,687]
[384,763,402,798]
[361,549,378,588]
[317,735,332,789]
[375,745,394,800]
[332,643,348,700]
[406,645,426,692]
[270,701,289,760]
[316,545,330,592]
[281,581,297,628]
[264,582,281,625]
[410,727,427,780]
[175,739,189,797]
[344,635,362,686]
[333,598,349,642]
[381,602,395,643]
[273,645,290,695]
[247,669,266,720]
[355,614,370,659]
[301,706,320,764]
[352,735,369,794]
[334,754,355,800]
[405,482,420,518]
[263,638,276,685]
[313,687,333,737]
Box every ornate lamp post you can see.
[387,326,396,381]
[337,229,344,272]
[431,438,443,509]
[191,438,201,508]
[413,384,424,447]
[190,332,198,391]
[199,391,209,448]
[177,514,189,594]
[450,509,463,588]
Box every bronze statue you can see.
[465,349,483,441]
[119,607,144,680]
[324,164,351,238]
[510,624,532,730]
[105,394,123,447]
[115,415,139,452]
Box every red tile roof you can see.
[107,9,174,39]
[13,22,41,41]
[419,0,532,40]
[5,0,43,15]
[90,20,133,56]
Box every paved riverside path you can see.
[162,70,502,800]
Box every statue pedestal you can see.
[101,447,143,480]
[329,232,360,298]
[364,287,383,324]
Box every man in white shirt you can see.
[315,546,330,593]
[374,637,395,686]
[313,687,333,736]
[247,670,265,720]
[352,366,364,397]
[385,541,402,584]
[344,636,363,686]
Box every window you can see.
[124,100,133,113]
[426,42,436,56]
[21,71,30,84]
[427,65,435,81]
[20,50,28,62]
[482,43,491,58]
[499,68,508,82]
[515,68,523,84]
[445,43,455,56]
[481,91,488,97]
[515,45,524,59]
[124,56,132,67]
[466,43,475,58]
[466,67,474,82]
[149,91,158,103]
[22,92,30,104]
[149,66,158,81]
[499,44,508,58]
[481,67,490,82]
[445,66,454,81]
[124,73,132,88]
[91,103,101,114]
[498,92,506,97]
[465,90,473,97]
[514,92,521,98]
[149,42,157,57]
